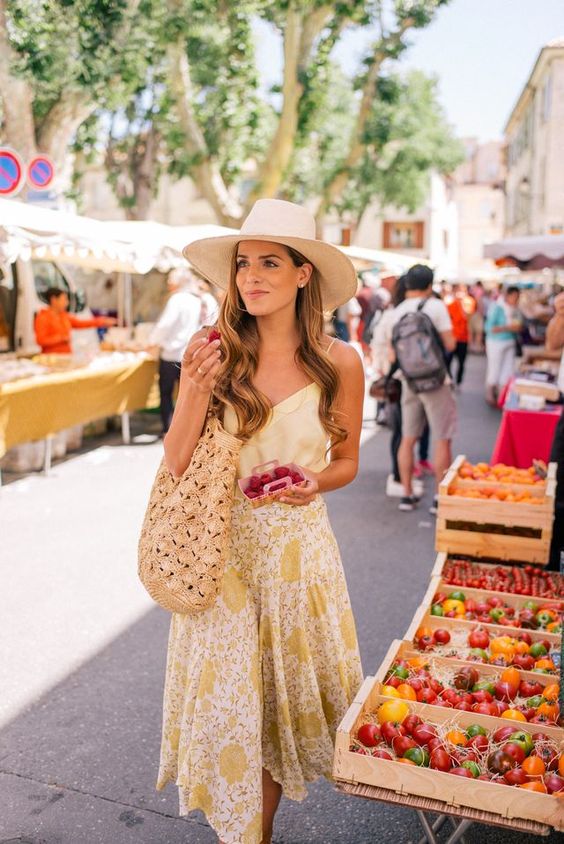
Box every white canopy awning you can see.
[0,199,237,274]
[484,234,564,262]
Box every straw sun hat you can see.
[182,199,358,311]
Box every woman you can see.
[157,199,364,844]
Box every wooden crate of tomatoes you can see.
[374,638,562,729]
[333,649,564,831]
[435,456,557,564]
[431,552,564,599]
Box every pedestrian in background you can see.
[484,284,522,407]
[148,267,203,435]
[444,283,470,388]
[390,265,456,513]
[35,288,117,354]
[333,293,361,342]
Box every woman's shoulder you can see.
[323,335,363,375]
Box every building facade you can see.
[452,138,505,279]
[504,38,564,237]
[351,171,459,278]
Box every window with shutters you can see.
[382,221,424,249]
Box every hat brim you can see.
[183,234,358,311]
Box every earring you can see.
[298,283,304,288]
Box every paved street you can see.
[1,355,561,844]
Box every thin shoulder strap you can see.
[326,337,337,355]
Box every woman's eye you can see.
[236,260,248,269]
[264,261,278,268]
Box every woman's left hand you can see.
[279,468,320,506]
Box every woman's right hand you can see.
[181,330,222,393]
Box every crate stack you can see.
[333,456,563,835]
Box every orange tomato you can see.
[415,626,433,641]
[398,758,416,765]
[515,640,531,655]
[522,756,546,777]
[377,700,409,725]
[490,636,517,656]
[559,756,564,777]
[501,667,520,687]
[535,659,556,672]
[381,685,400,698]
[543,684,559,701]
[489,653,512,667]
[396,684,417,701]
[407,656,428,670]
[547,621,561,633]
[519,781,547,793]
[536,702,559,721]
[446,729,468,747]
[501,709,527,722]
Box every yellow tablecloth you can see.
[0,357,158,458]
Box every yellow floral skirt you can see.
[157,495,363,844]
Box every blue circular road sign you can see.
[0,148,23,195]
[27,155,55,190]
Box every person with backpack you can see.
[390,264,456,513]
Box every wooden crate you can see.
[374,638,563,732]
[333,667,564,831]
[435,456,556,564]
[405,576,561,654]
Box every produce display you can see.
[411,625,560,674]
[351,702,564,795]
[429,588,562,633]
[442,558,564,600]
[239,461,306,507]
[382,656,560,724]
[457,461,546,486]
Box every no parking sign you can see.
[0,148,24,195]
[27,155,55,190]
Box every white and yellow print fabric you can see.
[157,496,363,844]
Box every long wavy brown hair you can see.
[211,243,348,448]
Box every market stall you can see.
[491,378,563,467]
[0,353,157,475]
[333,455,563,841]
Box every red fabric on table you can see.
[491,405,562,467]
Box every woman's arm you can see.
[280,341,364,504]
[546,293,564,352]
[163,329,222,477]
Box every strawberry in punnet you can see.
[274,466,292,479]
[207,328,221,343]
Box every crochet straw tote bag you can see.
[138,415,242,613]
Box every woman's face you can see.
[235,240,312,317]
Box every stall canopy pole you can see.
[124,272,132,334]
[117,273,124,328]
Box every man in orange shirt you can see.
[444,284,470,387]
[35,287,117,354]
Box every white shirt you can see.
[149,290,202,362]
[391,295,453,334]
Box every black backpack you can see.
[391,299,448,393]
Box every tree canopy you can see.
[0,0,462,226]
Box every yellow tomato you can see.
[501,709,527,722]
[377,700,410,725]
[381,685,400,698]
[442,599,465,615]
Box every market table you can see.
[491,390,562,468]
[0,355,157,466]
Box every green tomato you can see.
[489,608,505,622]
[430,604,444,616]
[472,680,496,695]
[462,760,481,778]
[404,747,429,767]
[388,664,409,680]
[466,724,488,738]
[526,695,544,709]
[509,730,534,756]
[535,611,554,628]
[523,600,539,612]
[529,642,548,658]
[448,590,466,602]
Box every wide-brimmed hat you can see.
[182,199,358,311]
